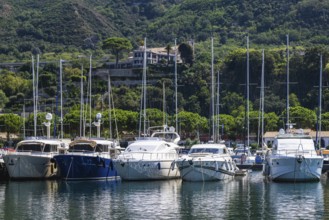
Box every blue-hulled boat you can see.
[53,138,123,181]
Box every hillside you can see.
[1,0,329,62]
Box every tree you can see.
[178,42,194,66]
[0,90,9,110]
[177,111,208,138]
[280,106,316,129]
[165,44,172,66]
[102,37,133,68]
[1,113,22,140]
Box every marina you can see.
[0,171,328,219]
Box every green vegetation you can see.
[1,0,329,144]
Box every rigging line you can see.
[66,157,74,180]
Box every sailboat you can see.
[262,36,323,182]
[112,38,182,180]
[53,57,122,181]
[231,36,256,167]
[3,56,68,179]
[175,37,238,181]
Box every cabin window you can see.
[96,144,109,152]
[44,144,58,152]
[189,148,221,154]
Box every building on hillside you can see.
[106,46,181,69]
[263,129,329,148]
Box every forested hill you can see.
[1,0,329,61]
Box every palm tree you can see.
[165,44,172,66]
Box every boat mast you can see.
[139,38,147,137]
[60,59,63,139]
[36,54,39,132]
[32,56,37,137]
[216,70,220,141]
[89,55,92,138]
[261,49,265,150]
[246,36,250,147]
[211,37,215,142]
[175,38,178,132]
[317,54,323,148]
[286,34,290,129]
[108,73,112,139]
[143,38,147,136]
[80,64,84,137]
[163,82,166,125]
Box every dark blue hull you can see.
[54,155,120,181]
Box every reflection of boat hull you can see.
[113,159,180,180]
[263,156,323,182]
[54,155,119,181]
[176,159,236,181]
[3,154,57,179]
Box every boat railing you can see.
[8,150,58,156]
[120,152,178,160]
[275,149,319,157]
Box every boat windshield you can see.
[16,144,43,152]
[189,148,222,154]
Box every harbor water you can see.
[0,171,328,219]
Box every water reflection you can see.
[0,172,328,219]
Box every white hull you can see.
[176,158,236,181]
[263,156,323,182]
[113,159,180,180]
[3,154,57,179]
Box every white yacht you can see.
[113,126,181,180]
[175,142,238,181]
[263,128,323,182]
[3,138,68,179]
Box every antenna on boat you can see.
[43,113,52,139]
[93,113,102,138]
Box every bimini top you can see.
[68,138,119,152]
[16,139,67,152]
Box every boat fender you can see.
[50,158,56,163]
[120,161,125,167]
[188,159,193,165]
[97,156,101,163]
[215,161,219,171]
[170,161,175,170]
[157,162,161,170]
